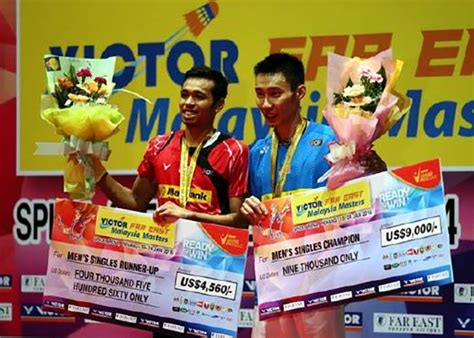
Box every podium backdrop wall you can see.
[1,0,473,336]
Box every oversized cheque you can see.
[43,199,248,337]
[253,159,453,320]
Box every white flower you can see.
[328,142,356,161]
[343,84,365,98]
[345,96,372,107]
[96,97,107,105]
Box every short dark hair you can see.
[254,53,305,91]
[183,66,228,103]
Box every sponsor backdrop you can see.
[1,0,473,337]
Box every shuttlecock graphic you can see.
[184,0,219,37]
[113,1,220,88]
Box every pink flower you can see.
[361,67,372,77]
[361,67,383,83]
[94,76,107,85]
[369,74,383,83]
[76,68,92,78]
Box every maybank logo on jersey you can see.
[96,207,175,248]
[159,185,212,205]
[291,181,371,225]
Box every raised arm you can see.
[94,158,155,212]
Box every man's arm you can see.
[94,159,155,211]
[154,196,248,228]
[193,196,247,227]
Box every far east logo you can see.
[0,303,12,321]
[454,283,474,304]
[21,275,46,293]
[375,313,387,327]
[374,312,443,334]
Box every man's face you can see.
[255,73,304,129]
[179,77,221,129]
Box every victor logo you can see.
[100,217,128,229]
[457,317,471,329]
[295,200,323,217]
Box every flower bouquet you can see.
[319,49,412,190]
[40,55,124,200]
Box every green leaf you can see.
[68,65,78,84]
[378,66,387,88]
[54,83,68,108]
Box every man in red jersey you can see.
[93,66,248,228]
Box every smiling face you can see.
[179,77,223,130]
[255,72,305,132]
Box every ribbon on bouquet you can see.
[35,135,110,200]
[35,135,111,160]
[317,141,356,185]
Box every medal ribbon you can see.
[270,118,307,198]
[179,131,214,207]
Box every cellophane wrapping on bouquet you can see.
[322,49,412,189]
[40,55,124,200]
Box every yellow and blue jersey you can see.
[249,121,336,200]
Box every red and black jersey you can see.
[138,130,249,215]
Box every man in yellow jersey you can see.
[241,53,385,338]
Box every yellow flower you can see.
[334,104,373,119]
[84,81,99,94]
[347,96,372,106]
[68,93,90,103]
[97,83,111,96]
